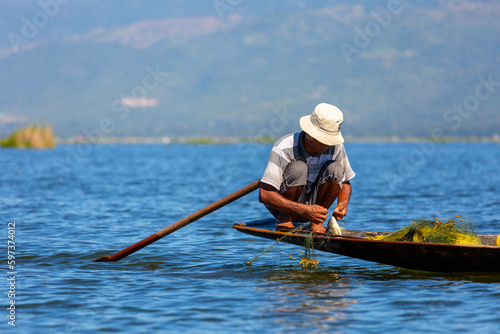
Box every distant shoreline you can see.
[54,135,500,145]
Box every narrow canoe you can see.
[232,218,500,273]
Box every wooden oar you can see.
[93,179,260,262]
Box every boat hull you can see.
[233,219,500,273]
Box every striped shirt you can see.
[261,132,355,191]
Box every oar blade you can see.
[92,255,112,262]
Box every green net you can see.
[246,228,320,269]
[366,215,482,245]
[299,232,320,269]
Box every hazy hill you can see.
[1,0,499,138]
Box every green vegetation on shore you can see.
[53,135,500,145]
[1,125,56,149]
[182,136,278,144]
[182,137,228,145]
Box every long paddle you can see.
[93,179,260,262]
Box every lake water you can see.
[1,142,500,333]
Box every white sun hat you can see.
[299,103,344,146]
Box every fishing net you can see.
[299,232,320,269]
[246,227,321,269]
[366,215,482,245]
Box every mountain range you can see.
[1,0,499,139]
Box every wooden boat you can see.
[233,218,500,273]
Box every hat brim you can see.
[300,115,344,146]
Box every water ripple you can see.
[1,144,500,333]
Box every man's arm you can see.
[332,181,352,220]
[259,183,328,224]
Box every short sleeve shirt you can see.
[261,132,355,191]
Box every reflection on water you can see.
[352,266,500,284]
[259,269,355,331]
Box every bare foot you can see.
[276,212,294,231]
[310,223,326,233]
[276,222,295,231]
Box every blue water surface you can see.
[1,142,500,333]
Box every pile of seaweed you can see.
[367,215,482,245]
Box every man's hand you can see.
[303,204,329,225]
[332,203,347,221]
[332,181,351,220]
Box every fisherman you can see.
[259,103,355,232]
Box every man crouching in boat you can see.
[259,103,355,233]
